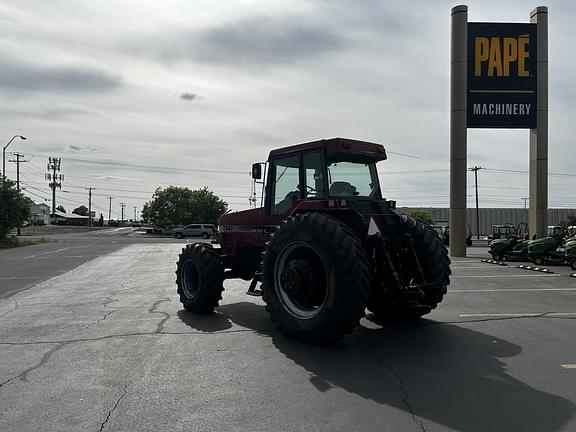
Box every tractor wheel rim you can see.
[274,241,328,319]
[182,260,199,299]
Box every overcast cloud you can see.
[0,0,575,218]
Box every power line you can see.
[25,151,249,175]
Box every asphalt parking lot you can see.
[0,241,575,431]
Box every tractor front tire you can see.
[368,216,450,320]
[262,213,371,344]
[176,243,224,313]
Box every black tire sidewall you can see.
[176,243,224,313]
[262,213,370,343]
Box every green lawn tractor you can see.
[526,226,566,265]
[565,237,576,270]
[489,237,530,261]
[488,223,530,261]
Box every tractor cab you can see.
[252,138,389,218]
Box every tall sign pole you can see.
[529,7,548,239]
[450,5,546,256]
[450,5,468,257]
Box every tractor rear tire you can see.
[176,243,224,313]
[368,215,450,320]
[262,213,371,344]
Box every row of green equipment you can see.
[489,225,576,270]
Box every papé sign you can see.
[467,23,537,128]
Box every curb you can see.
[481,259,508,266]
[517,264,554,274]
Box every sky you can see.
[1,0,575,220]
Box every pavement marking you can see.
[459,312,576,317]
[561,364,576,369]
[452,274,562,278]
[22,247,71,259]
[452,266,516,270]
[452,288,576,292]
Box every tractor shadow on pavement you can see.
[178,301,575,432]
[273,317,575,432]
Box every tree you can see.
[56,205,66,213]
[142,186,228,228]
[409,209,434,226]
[72,205,88,216]
[0,180,31,239]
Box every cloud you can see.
[122,13,348,68]
[179,92,200,101]
[0,56,121,93]
[194,16,346,66]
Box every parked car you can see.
[171,224,215,239]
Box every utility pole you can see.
[86,187,95,226]
[120,202,126,225]
[45,157,63,218]
[108,197,114,225]
[9,152,28,235]
[133,206,137,222]
[469,166,484,239]
[521,197,529,209]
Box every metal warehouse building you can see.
[398,208,576,237]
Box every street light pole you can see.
[469,166,484,239]
[2,135,27,183]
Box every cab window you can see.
[270,154,300,215]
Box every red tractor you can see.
[176,138,450,344]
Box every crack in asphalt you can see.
[0,313,574,347]
[99,384,129,432]
[148,297,171,333]
[385,364,427,432]
[96,311,114,323]
[0,328,274,346]
[0,375,19,389]
[0,342,67,389]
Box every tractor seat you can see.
[329,181,357,197]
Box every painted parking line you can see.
[459,312,576,317]
[452,274,562,278]
[452,288,576,292]
[451,266,516,270]
[561,364,576,369]
[22,247,71,259]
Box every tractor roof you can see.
[268,137,387,163]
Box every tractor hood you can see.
[219,207,264,227]
[529,237,559,248]
[489,238,515,247]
